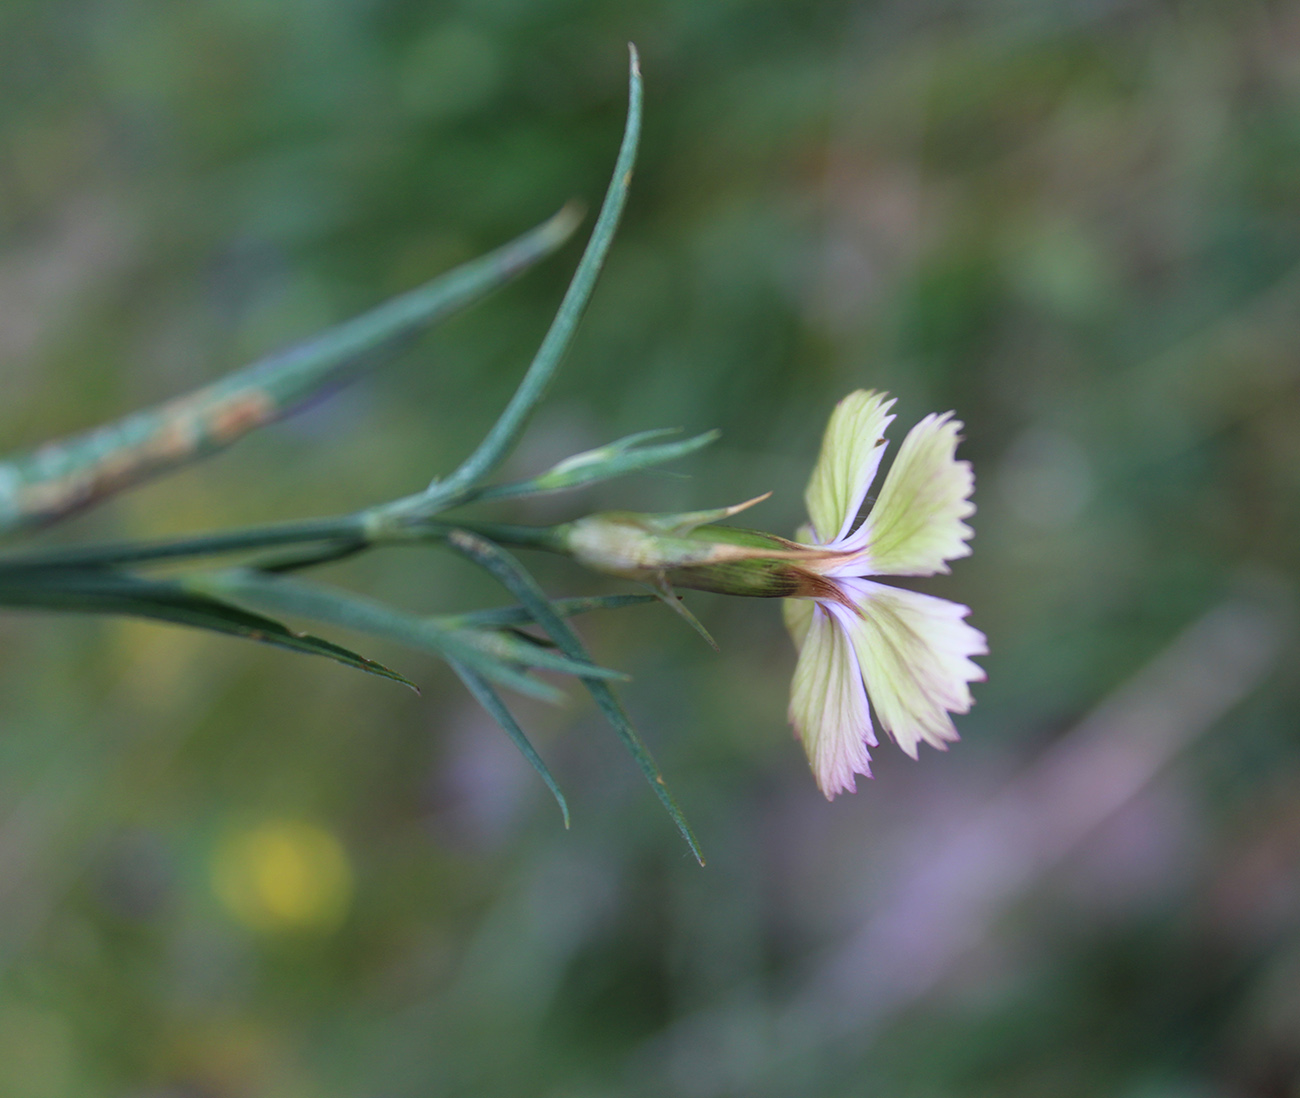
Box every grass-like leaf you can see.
[447,529,705,866]
[397,46,644,518]
[0,206,580,536]
[0,568,414,687]
[436,593,656,630]
[474,428,720,501]
[189,568,626,702]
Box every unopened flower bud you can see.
[554,496,843,600]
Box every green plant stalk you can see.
[0,515,377,570]
[0,513,560,573]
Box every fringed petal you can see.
[803,390,896,545]
[842,579,986,760]
[787,603,876,799]
[846,411,974,576]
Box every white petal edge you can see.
[841,411,974,576]
[803,390,896,546]
[787,603,877,799]
[842,578,987,760]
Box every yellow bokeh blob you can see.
[211,821,353,933]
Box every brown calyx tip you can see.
[721,491,772,519]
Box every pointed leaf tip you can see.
[448,533,704,863]
[451,660,571,827]
[404,33,645,514]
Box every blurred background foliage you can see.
[2,0,1300,1095]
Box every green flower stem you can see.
[0,515,374,571]
[0,512,568,573]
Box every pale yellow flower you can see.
[783,391,986,799]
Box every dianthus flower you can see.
[782,390,986,798]
[556,389,985,799]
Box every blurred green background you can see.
[3,0,1300,1095]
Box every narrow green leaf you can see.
[475,429,720,501]
[0,568,414,687]
[467,627,629,681]
[449,659,571,827]
[457,661,566,706]
[436,593,656,630]
[0,206,581,536]
[190,568,623,696]
[396,45,644,518]
[447,528,705,866]
[643,574,719,650]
